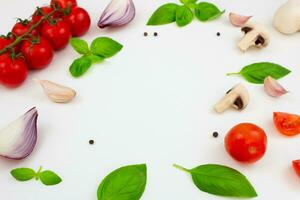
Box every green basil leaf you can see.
[180,0,197,4]
[176,5,193,27]
[70,38,90,55]
[11,168,36,181]
[147,3,179,26]
[69,56,92,77]
[84,54,104,63]
[97,164,147,200]
[174,164,257,198]
[228,62,291,84]
[39,170,62,186]
[195,2,225,22]
[90,37,123,58]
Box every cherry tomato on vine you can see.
[12,19,38,37]
[50,0,77,9]
[41,20,71,50]
[0,35,14,51]
[32,6,54,25]
[21,37,54,70]
[225,123,267,163]
[63,6,90,37]
[293,160,300,177]
[273,112,300,136]
[0,54,28,88]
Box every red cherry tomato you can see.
[225,123,267,163]
[273,112,300,136]
[21,37,54,70]
[32,6,54,24]
[0,36,14,51]
[0,54,28,88]
[50,0,77,9]
[293,160,300,177]
[41,20,71,50]
[12,20,38,37]
[63,6,91,37]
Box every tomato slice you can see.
[293,160,300,177]
[273,112,300,136]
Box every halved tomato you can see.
[273,112,300,136]
[293,160,300,177]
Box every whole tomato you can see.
[41,20,71,50]
[12,19,38,37]
[0,54,28,88]
[50,0,77,9]
[32,6,54,25]
[225,123,267,163]
[21,37,54,69]
[0,35,14,51]
[63,6,91,37]
[273,112,300,136]
[293,160,300,177]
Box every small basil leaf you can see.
[147,3,179,26]
[97,164,147,200]
[39,170,62,186]
[195,2,224,22]
[70,38,90,55]
[90,37,123,58]
[228,62,291,84]
[176,5,193,27]
[11,168,36,181]
[180,0,197,4]
[85,54,104,63]
[69,56,92,77]
[190,164,257,198]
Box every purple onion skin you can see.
[98,0,136,29]
[0,107,38,160]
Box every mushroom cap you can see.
[273,0,300,34]
[241,22,270,45]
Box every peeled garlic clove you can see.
[35,79,76,103]
[0,108,38,160]
[264,76,288,97]
[98,0,136,28]
[229,12,252,27]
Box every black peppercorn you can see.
[216,32,221,36]
[89,140,95,145]
[154,32,158,37]
[213,132,219,138]
[143,32,148,37]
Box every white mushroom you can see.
[237,22,270,52]
[214,83,249,113]
[273,0,300,34]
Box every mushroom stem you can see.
[214,93,238,113]
[238,30,258,52]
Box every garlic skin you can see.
[0,108,38,160]
[98,0,136,28]
[264,76,288,97]
[229,13,252,27]
[35,79,76,103]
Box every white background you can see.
[1,0,300,199]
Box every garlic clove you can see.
[0,108,38,160]
[98,0,136,29]
[229,12,252,27]
[35,79,76,103]
[264,76,288,97]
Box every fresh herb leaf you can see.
[180,0,197,4]
[147,3,179,26]
[69,56,93,77]
[11,168,36,181]
[70,38,90,55]
[176,5,194,27]
[174,164,257,198]
[195,2,225,22]
[227,62,291,84]
[97,164,147,200]
[84,54,104,63]
[39,170,62,186]
[90,37,123,58]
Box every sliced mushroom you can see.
[238,22,270,52]
[273,0,300,34]
[214,83,249,113]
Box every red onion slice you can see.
[0,107,38,160]
[98,0,136,28]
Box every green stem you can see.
[226,72,240,76]
[173,164,191,173]
[0,8,59,55]
[35,166,43,180]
